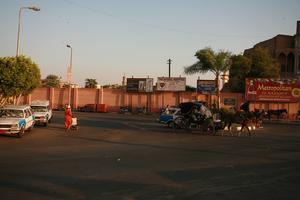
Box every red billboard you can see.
[245,78,300,102]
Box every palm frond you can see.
[184,61,210,75]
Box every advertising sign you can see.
[156,77,186,91]
[224,98,236,106]
[197,80,216,94]
[126,78,153,92]
[245,78,300,102]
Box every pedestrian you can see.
[64,105,72,131]
[165,105,170,114]
[240,101,250,113]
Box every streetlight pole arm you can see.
[16,6,40,57]
[28,6,41,11]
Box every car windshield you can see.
[31,106,47,112]
[0,109,24,118]
[163,108,180,115]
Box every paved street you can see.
[0,111,300,200]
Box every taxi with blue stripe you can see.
[0,105,35,137]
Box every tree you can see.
[227,47,279,93]
[102,84,123,89]
[0,56,41,106]
[246,47,279,78]
[227,55,251,92]
[41,74,61,87]
[185,85,196,92]
[184,47,231,108]
[85,79,98,88]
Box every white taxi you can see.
[0,105,35,137]
[30,100,52,126]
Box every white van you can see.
[30,100,52,126]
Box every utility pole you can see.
[167,59,172,77]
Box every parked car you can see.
[30,100,52,126]
[158,107,181,128]
[0,105,35,137]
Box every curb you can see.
[263,120,300,125]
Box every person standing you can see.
[64,105,72,131]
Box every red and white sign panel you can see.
[156,77,186,91]
[245,78,300,102]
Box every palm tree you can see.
[184,47,231,109]
[85,79,98,88]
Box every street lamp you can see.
[66,44,73,84]
[66,44,73,106]
[16,6,40,56]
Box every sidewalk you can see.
[263,119,300,125]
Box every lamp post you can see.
[16,6,40,57]
[66,44,73,106]
[167,59,172,78]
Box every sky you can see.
[0,0,300,87]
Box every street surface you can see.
[0,111,299,200]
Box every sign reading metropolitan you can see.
[245,78,300,102]
[126,78,153,92]
[156,77,186,91]
[197,80,216,94]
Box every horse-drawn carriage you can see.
[159,101,260,137]
[159,102,219,134]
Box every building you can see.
[244,21,300,79]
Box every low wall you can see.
[19,87,300,119]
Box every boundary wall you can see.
[19,87,300,119]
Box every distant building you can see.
[244,21,300,79]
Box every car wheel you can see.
[18,126,25,138]
[44,120,48,127]
[168,121,176,129]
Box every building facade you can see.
[244,21,300,79]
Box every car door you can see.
[24,109,34,129]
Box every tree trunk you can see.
[215,72,220,109]
[0,94,8,107]
[16,94,22,105]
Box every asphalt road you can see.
[0,111,300,200]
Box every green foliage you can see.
[228,47,279,93]
[245,47,279,78]
[227,55,251,92]
[102,84,124,89]
[85,79,98,88]
[185,47,231,76]
[0,56,41,105]
[41,74,61,88]
[184,47,232,108]
[185,85,196,92]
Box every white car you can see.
[30,100,52,126]
[0,105,35,137]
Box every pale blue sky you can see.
[0,0,299,87]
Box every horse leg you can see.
[238,123,243,137]
[243,122,251,137]
[239,122,250,137]
[221,122,227,136]
[228,122,233,136]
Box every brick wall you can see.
[20,87,300,118]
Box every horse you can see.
[218,108,254,137]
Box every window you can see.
[25,109,31,118]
